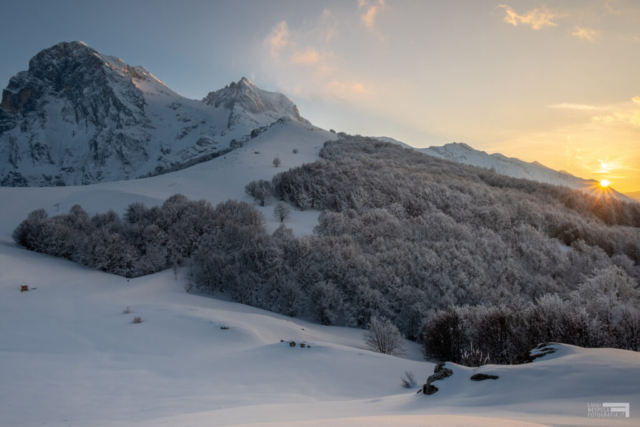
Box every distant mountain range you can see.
[1,41,635,202]
[376,136,634,202]
[627,192,640,202]
[0,41,307,186]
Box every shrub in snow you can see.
[292,148,298,154]
[123,306,132,314]
[273,202,291,223]
[364,317,406,356]
[401,371,417,388]
[459,343,490,367]
[273,157,281,168]
[132,316,143,324]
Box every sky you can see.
[1,0,639,192]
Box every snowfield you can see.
[2,231,640,426]
[1,123,639,426]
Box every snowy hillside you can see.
[0,118,334,238]
[2,232,639,426]
[377,137,631,201]
[0,41,307,186]
[2,129,639,425]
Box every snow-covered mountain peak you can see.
[0,42,313,187]
[202,76,308,124]
[376,137,632,201]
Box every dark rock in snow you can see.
[513,343,558,365]
[423,384,439,395]
[422,362,454,396]
[470,373,499,381]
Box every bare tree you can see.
[273,157,281,168]
[273,201,291,223]
[364,317,406,356]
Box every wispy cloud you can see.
[291,47,320,65]
[264,21,290,58]
[325,80,371,102]
[591,97,640,127]
[605,2,621,15]
[572,26,599,42]
[358,0,386,40]
[549,103,611,111]
[498,4,558,30]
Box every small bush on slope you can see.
[364,317,406,356]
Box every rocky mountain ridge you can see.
[0,41,308,186]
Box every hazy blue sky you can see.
[1,0,639,191]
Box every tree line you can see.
[13,134,640,361]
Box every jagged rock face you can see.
[0,42,152,186]
[0,42,309,187]
[202,77,309,129]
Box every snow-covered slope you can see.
[0,41,307,186]
[377,137,631,201]
[421,142,595,188]
[1,237,639,426]
[0,117,335,238]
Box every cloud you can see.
[265,21,290,58]
[498,5,558,30]
[549,103,611,111]
[572,26,599,42]
[605,2,621,15]
[325,80,371,101]
[359,0,386,36]
[321,9,339,43]
[591,97,640,127]
[291,47,321,65]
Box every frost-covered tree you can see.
[273,202,291,223]
[245,180,273,206]
[310,281,342,325]
[364,317,406,356]
[273,157,281,168]
[422,308,467,363]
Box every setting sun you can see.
[600,179,611,188]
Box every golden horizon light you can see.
[600,179,611,188]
